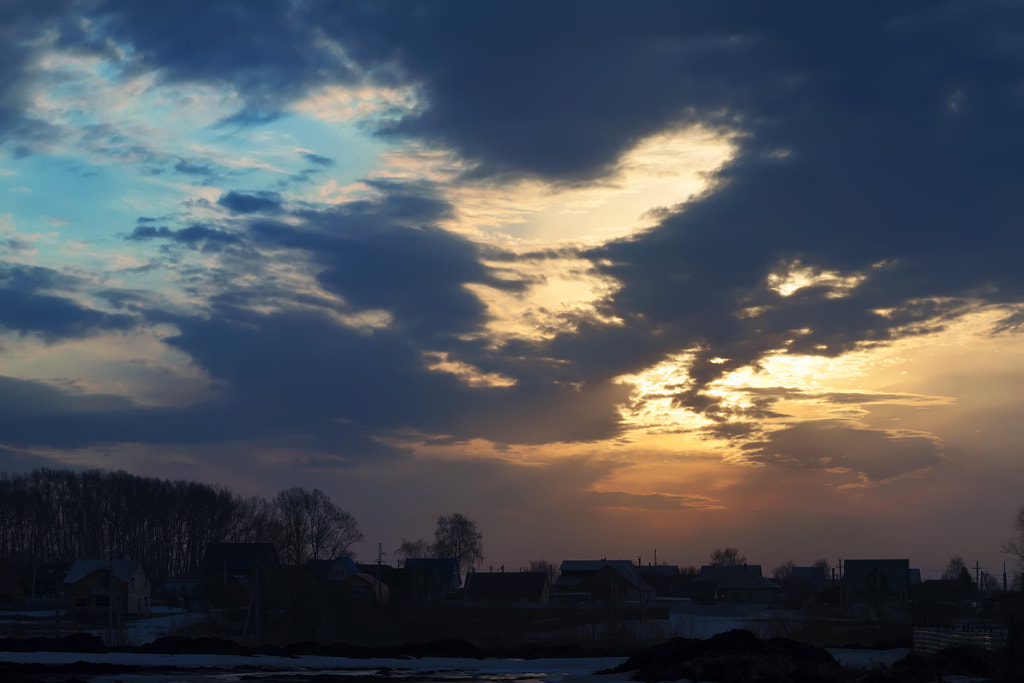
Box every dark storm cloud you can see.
[744,421,944,484]
[93,0,355,122]
[0,376,134,418]
[0,1,72,155]
[313,0,747,181]
[248,181,524,337]
[538,0,1024,419]
[0,265,135,341]
[5,0,1022,461]
[120,179,627,448]
[126,224,239,250]
[217,191,283,215]
[303,153,334,167]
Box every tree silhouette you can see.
[1004,505,1024,564]
[709,547,746,565]
[433,512,483,575]
[275,487,363,565]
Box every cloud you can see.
[744,420,945,484]
[94,0,357,122]
[0,265,135,341]
[303,153,334,167]
[126,224,239,250]
[589,491,724,511]
[217,191,283,214]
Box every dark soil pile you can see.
[606,629,842,683]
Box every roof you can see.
[404,557,459,576]
[199,543,279,573]
[695,564,780,591]
[843,559,910,589]
[306,556,359,581]
[639,565,681,577]
[465,572,548,600]
[558,560,640,585]
[63,559,143,585]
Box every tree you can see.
[813,558,831,579]
[396,538,432,564]
[710,547,746,565]
[773,561,795,581]
[942,555,968,581]
[1004,504,1024,564]
[433,513,483,575]
[528,558,555,581]
[275,487,363,565]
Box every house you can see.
[842,559,911,606]
[463,571,551,604]
[199,543,279,608]
[0,572,28,604]
[693,564,780,603]
[307,557,389,607]
[555,560,656,603]
[63,559,151,616]
[402,558,461,602]
[306,556,360,582]
[25,562,72,600]
[778,566,833,605]
[340,572,390,607]
[163,567,203,609]
[638,565,682,597]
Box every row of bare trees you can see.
[0,468,362,585]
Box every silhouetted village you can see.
[1,469,1024,661]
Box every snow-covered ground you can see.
[0,651,632,683]
[93,609,209,645]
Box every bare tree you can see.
[433,513,483,575]
[813,558,831,578]
[942,555,969,581]
[396,538,432,565]
[275,487,363,565]
[1004,505,1024,564]
[710,547,746,565]
[528,558,555,581]
[773,560,795,581]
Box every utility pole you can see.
[975,560,981,602]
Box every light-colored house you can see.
[64,559,151,615]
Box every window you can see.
[95,596,109,607]
[349,587,365,598]
[75,598,87,608]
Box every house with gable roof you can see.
[199,542,280,608]
[307,556,389,607]
[63,559,151,616]
[555,560,655,603]
[693,564,780,603]
[463,571,551,604]
[402,558,461,603]
[842,559,911,606]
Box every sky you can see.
[2,0,1024,579]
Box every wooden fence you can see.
[913,626,1007,653]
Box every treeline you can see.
[0,468,362,586]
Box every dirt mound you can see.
[134,635,248,655]
[0,633,108,653]
[608,629,841,683]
